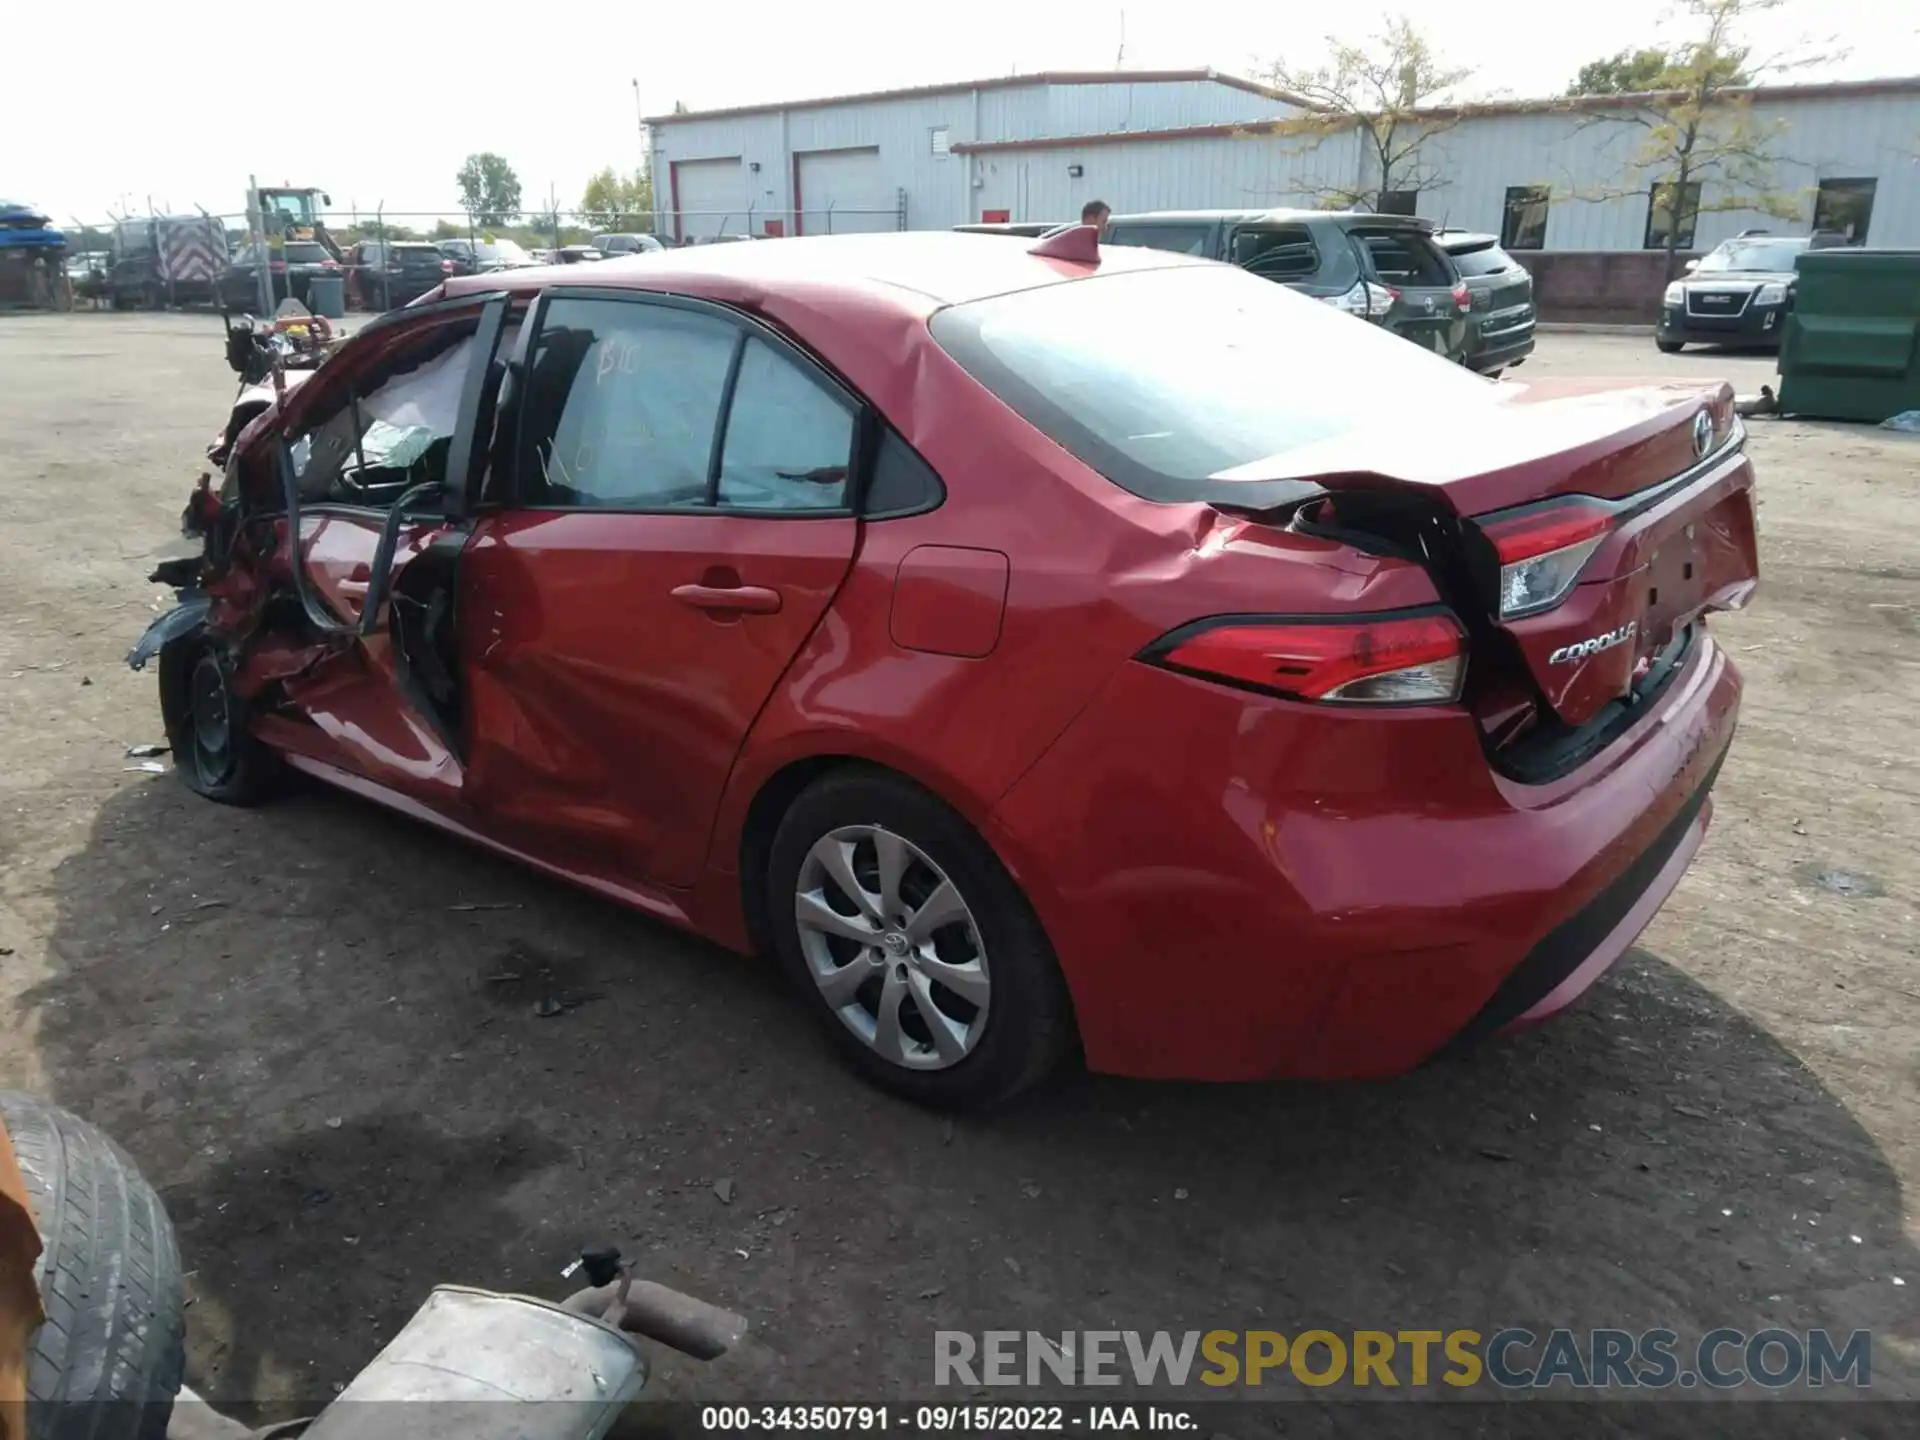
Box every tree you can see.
[455,153,522,227]
[1572,0,1830,279]
[579,166,655,231]
[1568,44,1748,95]
[1264,15,1472,212]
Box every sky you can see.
[8,0,1914,224]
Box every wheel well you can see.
[737,755,872,957]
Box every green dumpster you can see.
[1777,249,1920,423]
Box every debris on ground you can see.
[1734,385,1777,418]
[714,1178,735,1204]
[325,1116,343,1130]
[123,761,166,774]
[1881,410,1920,434]
[125,743,169,758]
[449,901,522,912]
[1797,866,1885,899]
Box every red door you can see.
[454,289,863,887]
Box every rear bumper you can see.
[989,632,1741,1081]
[1466,329,1535,372]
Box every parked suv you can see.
[1436,230,1537,374]
[1103,209,1471,359]
[344,241,452,311]
[592,232,666,256]
[1656,234,1815,353]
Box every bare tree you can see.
[1264,16,1472,211]
[1571,0,1839,278]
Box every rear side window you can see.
[930,265,1497,504]
[519,298,736,509]
[283,243,330,264]
[1353,229,1453,287]
[516,296,857,513]
[1104,223,1216,257]
[716,338,856,510]
[1229,225,1319,280]
[1446,243,1516,278]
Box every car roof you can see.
[441,230,1209,311]
[1435,230,1499,250]
[1108,208,1434,231]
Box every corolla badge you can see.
[1692,409,1714,458]
[1422,295,1436,313]
[1549,621,1637,665]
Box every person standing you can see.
[1080,200,1111,236]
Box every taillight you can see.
[1143,611,1466,706]
[441,259,454,274]
[1478,497,1615,619]
[269,260,287,273]
[1452,282,1471,312]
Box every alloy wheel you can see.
[793,825,991,1070]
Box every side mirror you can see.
[1682,258,1699,274]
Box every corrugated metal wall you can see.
[651,78,1920,248]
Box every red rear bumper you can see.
[988,632,1741,1081]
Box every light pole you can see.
[632,79,651,232]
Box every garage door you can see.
[671,157,749,240]
[797,148,895,235]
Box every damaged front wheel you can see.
[158,641,281,805]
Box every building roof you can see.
[950,73,1920,154]
[645,68,1302,126]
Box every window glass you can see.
[282,242,330,263]
[717,338,855,510]
[930,265,1498,505]
[1695,238,1807,273]
[1230,226,1319,280]
[1376,190,1419,217]
[518,298,736,510]
[1445,241,1514,277]
[1811,179,1875,245]
[1104,223,1216,257]
[1354,230,1452,286]
[1644,182,1701,250]
[1500,186,1549,250]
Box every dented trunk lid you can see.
[1211,378,1760,727]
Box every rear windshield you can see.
[1353,229,1454,287]
[282,242,330,264]
[1104,223,1216,257]
[929,264,1496,503]
[394,246,442,263]
[1444,242,1517,277]
[477,240,532,263]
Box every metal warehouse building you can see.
[647,69,1920,311]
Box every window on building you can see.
[1375,189,1419,217]
[1644,182,1702,250]
[1500,185,1550,250]
[1811,178,1875,245]
[930,126,951,158]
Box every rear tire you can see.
[157,640,281,806]
[766,770,1072,1110]
[0,1093,185,1440]
[1656,338,1684,354]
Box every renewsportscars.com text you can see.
[933,1328,1872,1391]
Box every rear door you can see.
[1226,222,1350,299]
[1349,225,1469,358]
[457,288,862,885]
[1103,220,1223,258]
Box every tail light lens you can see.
[1144,612,1466,706]
[441,259,455,274]
[1323,281,1399,319]
[1478,497,1615,619]
[269,260,287,273]
[1452,281,1472,312]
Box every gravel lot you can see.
[0,313,1914,1427]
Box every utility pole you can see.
[632,78,651,232]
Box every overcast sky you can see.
[9,0,1911,224]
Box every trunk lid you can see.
[1210,379,1759,727]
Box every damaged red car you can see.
[131,232,1757,1109]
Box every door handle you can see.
[671,583,783,615]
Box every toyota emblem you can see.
[1692,409,1714,458]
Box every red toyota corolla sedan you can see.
[131,230,1756,1109]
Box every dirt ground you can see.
[0,313,1915,1425]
